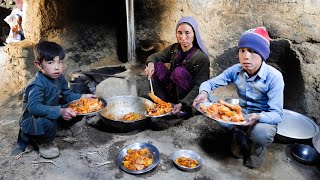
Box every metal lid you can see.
[277,109,319,140]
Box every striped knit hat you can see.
[238,27,270,61]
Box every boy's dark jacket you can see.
[19,71,81,135]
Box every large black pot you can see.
[99,95,153,133]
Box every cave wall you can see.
[2,0,319,121]
[135,0,320,121]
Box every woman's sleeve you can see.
[145,44,174,65]
[179,55,210,106]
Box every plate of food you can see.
[117,142,160,174]
[195,100,248,125]
[145,103,173,117]
[171,149,202,171]
[68,97,106,115]
[146,93,173,117]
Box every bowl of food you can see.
[99,96,154,132]
[171,149,202,171]
[117,142,160,174]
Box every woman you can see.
[145,16,209,116]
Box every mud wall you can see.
[2,0,320,121]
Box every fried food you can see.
[122,112,145,121]
[176,156,199,168]
[149,93,171,107]
[68,98,104,114]
[147,93,173,116]
[200,100,245,123]
[122,148,153,171]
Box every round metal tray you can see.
[277,109,319,140]
[117,142,160,174]
[67,97,106,116]
[195,102,248,125]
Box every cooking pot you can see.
[290,144,320,165]
[312,131,320,154]
[276,109,319,143]
[99,95,153,132]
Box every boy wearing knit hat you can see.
[193,27,284,168]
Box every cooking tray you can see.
[277,109,319,140]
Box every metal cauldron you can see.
[99,95,153,132]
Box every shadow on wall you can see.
[213,40,306,113]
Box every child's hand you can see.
[80,94,97,99]
[60,108,77,120]
[193,91,208,108]
[243,113,260,126]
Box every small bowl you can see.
[224,98,239,105]
[290,144,320,165]
[171,149,202,171]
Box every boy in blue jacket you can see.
[18,41,96,159]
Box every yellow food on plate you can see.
[200,100,245,123]
[175,156,199,168]
[147,93,173,116]
[68,98,104,114]
[122,148,153,171]
[122,112,145,121]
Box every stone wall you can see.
[135,0,320,121]
[1,0,319,121]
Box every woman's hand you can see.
[80,94,97,99]
[172,103,183,115]
[145,62,155,80]
[193,91,208,107]
[60,108,76,120]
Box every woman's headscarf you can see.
[176,16,208,57]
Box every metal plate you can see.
[117,142,160,174]
[171,149,202,171]
[277,109,319,140]
[145,110,173,118]
[68,97,106,116]
[195,102,248,125]
[145,103,173,118]
[312,131,320,154]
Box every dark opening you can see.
[65,0,128,63]
[270,40,305,112]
